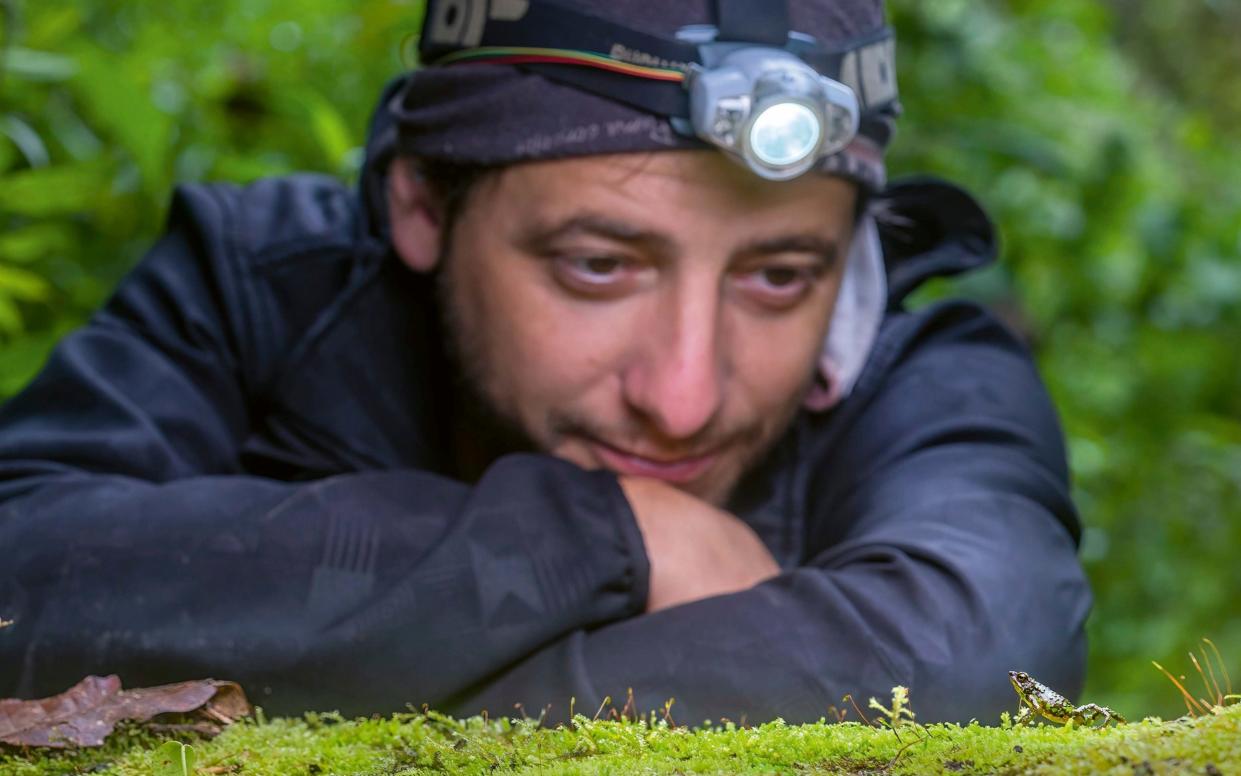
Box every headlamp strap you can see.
[421,0,697,72]
[714,0,789,46]
[420,0,898,122]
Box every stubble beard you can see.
[433,250,540,477]
[433,245,815,505]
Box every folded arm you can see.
[0,184,648,715]
[444,305,1092,725]
[0,179,1089,722]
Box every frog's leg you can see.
[1014,703,1035,726]
[1074,704,1126,727]
[1070,705,1099,726]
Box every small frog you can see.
[1009,670,1126,727]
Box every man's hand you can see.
[619,476,780,612]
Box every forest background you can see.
[1,0,1238,722]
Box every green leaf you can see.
[27,7,84,49]
[0,163,111,216]
[71,49,173,190]
[0,295,22,337]
[291,89,356,172]
[0,132,14,172]
[153,740,197,776]
[0,224,74,264]
[0,115,51,168]
[0,264,52,301]
[0,324,73,397]
[1,47,78,82]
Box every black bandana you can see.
[390,0,895,191]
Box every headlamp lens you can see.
[747,102,822,168]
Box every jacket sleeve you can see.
[0,184,649,715]
[443,304,1092,725]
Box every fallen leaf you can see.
[0,675,252,749]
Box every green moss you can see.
[3,704,1238,775]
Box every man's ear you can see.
[388,157,443,272]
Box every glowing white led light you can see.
[747,102,822,168]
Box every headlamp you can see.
[686,47,860,180]
[420,0,897,183]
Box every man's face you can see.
[407,150,855,505]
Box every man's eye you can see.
[571,256,625,280]
[758,267,804,288]
[734,265,817,307]
[553,254,640,295]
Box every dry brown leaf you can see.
[0,675,252,749]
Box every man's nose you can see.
[621,285,727,441]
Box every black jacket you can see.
[0,90,1090,725]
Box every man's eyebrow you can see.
[737,234,841,267]
[519,213,677,254]
[520,214,840,267]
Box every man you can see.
[0,0,1090,724]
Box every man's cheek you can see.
[502,357,603,450]
[510,324,622,406]
[740,323,827,411]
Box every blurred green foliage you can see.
[1,0,1237,720]
[889,0,1241,719]
[0,0,418,392]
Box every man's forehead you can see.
[500,150,761,189]
[486,150,856,222]
[451,152,858,277]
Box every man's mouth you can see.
[590,440,719,484]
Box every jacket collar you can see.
[876,175,998,306]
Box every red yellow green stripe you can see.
[436,46,686,82]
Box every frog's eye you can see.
[1016,672,1029,681]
